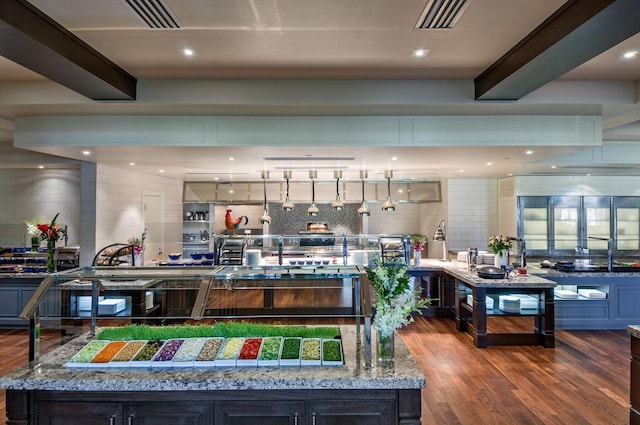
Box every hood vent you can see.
[415,0,471,29]
[123,0,182,29]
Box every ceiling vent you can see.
[123,0,182,29]
[415,0,471,29]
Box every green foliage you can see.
[96,322,340,341]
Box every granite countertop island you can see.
[0,325,426,424]
[0,325,424,392]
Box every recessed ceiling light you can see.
[214,177,219,181]
[623,50,638,59]
[508,173,513,176]
[181,48,195,57]
[38,165,44,169]
[551,165,557,169]
[411,49,429,58]
[129,162,135,166]
[391,156,398,161]
[159,169,165,173]
[486,162,493,166]
[82,150,90,156]
[459,169,464,173]
[229,157,234,161]
[525,150,534,155]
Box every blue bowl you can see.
[201,260,213,266]
[168,254,181,260]
[322,260,330,265]
[305,260,313,265]
[190,253,203,260]
[204,252,215,260]
[289,260,296,265]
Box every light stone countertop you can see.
[628,325,640,339]
[411,259,557,288]
[58,279,159,291]
[0,325,425,392]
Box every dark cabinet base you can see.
[8,388,421,425]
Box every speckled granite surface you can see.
[628,325,640,338]
[445,267,557,288]
[0,326,425,392]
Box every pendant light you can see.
[357,170,370,216]
[382,170,396,212]
[307,170,320,216]
[282,171,294,212]
[259,171,271,224]
[331,170,344,211]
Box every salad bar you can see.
[0,325,425,425]
[65,324,345,368]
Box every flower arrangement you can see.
[127,237,145,255]
[488,235,512,255]
[365,256,431,360]
[411,234,427,252]
[37,213,66,244]
[37,213,66,272]
[23,218,42,237]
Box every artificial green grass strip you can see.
[96,322,340,341]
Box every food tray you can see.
[321,339,343,366]
[301,338,322,366]
[216,337,244,367]
[279,337,302,366]
[172,337,206,368]
[194,337,224,368]
[257,337,282,367]
[66,340,110,368]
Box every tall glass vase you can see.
[413,250,422,267]
[494,250,508,268]
[31,236,40,252]
[46,240,56,273]
[376,330,395,363]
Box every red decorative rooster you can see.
[225,209,249,235]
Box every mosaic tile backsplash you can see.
[269,203,362,235]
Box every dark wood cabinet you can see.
[308,399,396,425]
[631,333,640,425]
[36,401,122,425]
[125,401,213,425]
[15,389,420,425]
[217,400,305,425]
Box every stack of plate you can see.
[578,289,606,299]
[466,294,495,309]
[555,289,579,299]
[507,294,538,309]
[478,253,495,265]
[499,295,521,313]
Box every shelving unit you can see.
[182,202,213,258]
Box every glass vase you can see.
[46,240,56,273]
[413,250,422,267]
[376,330,395,363]
[31,236,40,252]
[494,250,508,268]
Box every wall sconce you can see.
[382,170,396,211]
[357,170,370,216]
[260,171,271,224]
[282,171,294,212]
[331,170,344,211]
[433,218,449,262]
[307,170,320,216]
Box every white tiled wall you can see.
[94,164,183,265]
[0,168,80,247]
[447,178,498,252]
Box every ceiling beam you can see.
[474,0,640,101]
[0,0,136,100]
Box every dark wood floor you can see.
[0,317,630,425]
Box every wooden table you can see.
[446,268,557,348]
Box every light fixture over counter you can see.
[382,170,396,212]
[433,218,449,262]
[259,171,271,224]
[357,170,370,216]
[282,171,294,212]
[331,170,344,211]
[307,170,320,216]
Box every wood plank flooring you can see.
[0,317,630,425]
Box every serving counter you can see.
[0,326,425,425]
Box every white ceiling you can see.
[0,0,639,181]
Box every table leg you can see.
[473,287,488,348]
